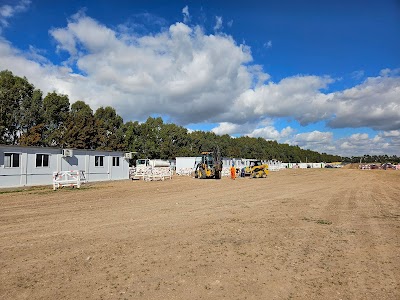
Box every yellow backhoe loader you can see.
[194,148,223,179]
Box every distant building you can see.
[0,145,130,188]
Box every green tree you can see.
[124,120,142,154]
[138,117,164,158]
[0,70,35,144]
[62,101,96,149]
[19,89,45,145]
[20,89,43,132]
[94,106,124,151]
[42,91,70,146]
[159,123,190,159]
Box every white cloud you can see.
[348,133,369,142]
[281,126,294,138]
[226,75,335,125]
[285,130,400,157]
[214,16,223,31]
[212,119,294,142]
[212,122,249,136]
[383,130,400,137]
[328,75,400,130]
[284,130,335,154]
[1,13,257,124]
[336,132,400,156]
[293,131,333,145]
[0,0,30,29]
[223,70,400,132]
[248,126,293,141]
[182,6,190,23]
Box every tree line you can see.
[0,69,352,163]
[343,155,400,164]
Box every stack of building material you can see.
[130,166,152,180]
[144,167,172,181]
[176,168,193,176]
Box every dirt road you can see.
[1,169,399,299]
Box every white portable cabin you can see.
[0,145,130,188]
[281,162,326,169]
[175,157,201,175]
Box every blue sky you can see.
[1,0,399,156]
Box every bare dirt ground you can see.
[1,169,399,300]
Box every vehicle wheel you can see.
[215,170,221,179]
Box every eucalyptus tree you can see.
[42,91,70,146]
[0,70,35,144]
[94,106,124,151]
[62,101,96,149]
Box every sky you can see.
[0,0,399,157]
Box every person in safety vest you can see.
[230,163,236,180]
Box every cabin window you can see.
[95,156,104,167]
[4,153,20,168]
[36,154,49,167]
[112,157,120,167]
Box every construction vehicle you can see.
[243,160,269,178]
[194,148,223,179]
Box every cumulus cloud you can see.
[287,130,400,157]
[336,132,400,156]
[222,70,400,132]
[226,75,335,125]
[212,122,251,136]
[382,130,400,137]
[1,12,260,124]
[249,125,293,141]
[328,75,400,130]
[212,118,293,142]
[0,0,30,29]
[293,131,333,146]
[212,120,400,157]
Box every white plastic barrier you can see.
[176,168,193,176]
[267,160,282,171]
[53,170,86,190]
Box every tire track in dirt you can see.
[266,170,353,299]
[313,170,400,300]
